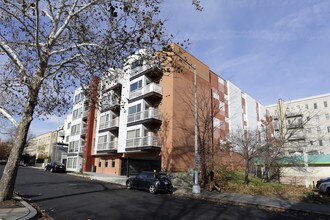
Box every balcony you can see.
[129,83,162,102]
[80,127,87,138]
[97,141,118,153]
[130,64,162,80]
[82,111,88,121]
[58,130,65,137]
[127,108,162,126]
[102,77,123,92]
[68,146,84,154]
[99,118,119,132]
[126,134,160,151]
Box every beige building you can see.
[25,131,58,159]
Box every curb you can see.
[14,195,38,220]
[173,190,330,217]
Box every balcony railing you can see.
[129,83,162,100]
[126,135,159,149]
[58,130,65,137]
[127,109,161,124]
[101,98,120,111]
[130,66,144,78]
[99,118,119,130]
[102,77,123,91]
[68,146,84,153]
[97,141,118,151]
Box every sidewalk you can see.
[0,195,37,220]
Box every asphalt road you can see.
[0,165,325,220]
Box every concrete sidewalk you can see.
[0,195,37,220]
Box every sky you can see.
[7,0,330,137]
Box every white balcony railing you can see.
[58,130,65,137]
[126,134,159,148]
[68,146,84,153]
[129,83,162,100]
[97,141,118,151]
[103,77,124,91]
[127,108,161,124]
[99,118,119,130]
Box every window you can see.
[98,159,102,167]
[130,80,142,92]
[212,91,219,100]
[324,101,328,108]
[310,141,313,145]
[105,160,108,168]
[326,114,329,120]
[305,104,309,109]
[69,141,79,152]
[314,103,317,109]
[66,136,69,142]
[319,140,323,146]
[67,122,71,129]
[70,124,81,136]
[98,135,107,145]
[327,126,330,133]
[128,104,141,115]
[127,129,140,139]
[219,101,225,111]
[112,159,115,168]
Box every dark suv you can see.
[126,171,173,194]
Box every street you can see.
[0,165,325,220]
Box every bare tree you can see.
[0,0,201,201]
[176,85,220,187]
[258,106,321,182]
[228,128,261,185]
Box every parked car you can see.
[126,171,173,194]
[316,177,330,189]
[319,182,330,195]
[45,161,66,173]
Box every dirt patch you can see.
[0,199,24,208]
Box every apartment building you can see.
[88,44,266,175]
[267,93,330,155]
[61,44,265,175]
[65,88,89,172]
[267,94,330,185]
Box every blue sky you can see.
[27,0,330,136]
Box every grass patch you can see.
[212,166,330,203]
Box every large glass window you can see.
[98,135,107,144]
[130,80,142,92]
[127,129,140,139]
[128,104,141,115]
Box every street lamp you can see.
[192,65,201,194]
[168,49,200,194]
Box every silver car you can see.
[319,182,330,194]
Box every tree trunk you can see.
[0,81,41,201]
[244,160,250,185]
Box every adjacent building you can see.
[267,93,330,185]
